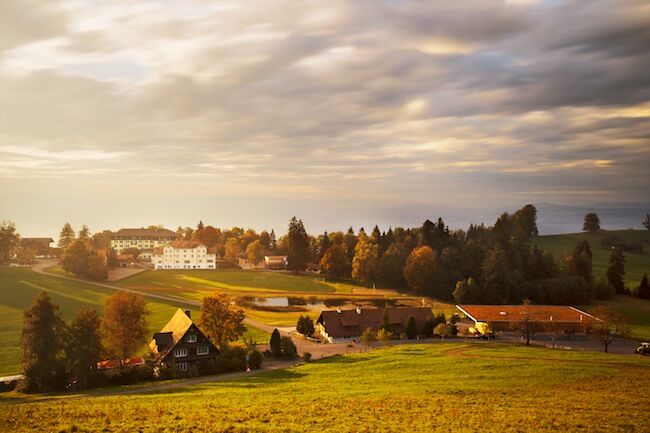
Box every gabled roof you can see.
[456,305,599,324]
[317,307,432,338]
[149,309,194,359]
[21,237,54,245]
[113,228,178,238]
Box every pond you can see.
[252,297,327,310]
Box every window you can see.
[174,347,187,357]
[177,362,188,372]
[186,334,197,343]
[197,346,209,355]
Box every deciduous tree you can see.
[404,246,437,294]
[582,213,601,233]
[246,240,265,265]
[101,292,149,364]
[0,221,20,263]
[586,306,629,353]
[224,237,242,264]
[199,294,246,349]
[66,308,102,390]
[320,244,350,279]
[351,232,378,284]
[434,323,452,341]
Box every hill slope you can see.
[1,344,648,432]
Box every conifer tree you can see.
[607,246,626,294]
[58,222,76,249]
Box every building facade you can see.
[110,228,178,258]
[152,241,217,270]
[150,309,218,373]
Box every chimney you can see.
[356,306,362,315]
[336,307,342,314]
[185,309,191,319]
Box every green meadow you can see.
[0,268,268,377]
[1,343,648,432]
[535,229,650,288]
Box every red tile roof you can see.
[456,305,599,324]
[97,357,145,370]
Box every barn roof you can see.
[316,307,432,338]
[456,305,599,324]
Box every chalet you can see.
[316,306,432,343]
[150,309,219,373]
[456,304,600,335]
[20,237,54,257]
[264,255,287,270]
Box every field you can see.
[535,229,650,288]
[582,296,650,340]
[1,343,648,432]
[0,268,268,377]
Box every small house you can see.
[150,309,219,373]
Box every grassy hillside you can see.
[115,269,370,296]
[0,268,268,377]
[535,229,650,288]
[1,343,648,432]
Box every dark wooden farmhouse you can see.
[150,309,218,373]
[316,306,432,343]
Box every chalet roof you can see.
[113,228,178,238]
[149,309,194,359]
[316,307,432,338]
[456,305,600,324]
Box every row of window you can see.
[174,346,209,357]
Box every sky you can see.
[0,0,649,236]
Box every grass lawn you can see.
[1,343,648,432]
[115,269,369,296]
[0,268,268,376]
[535,229,650,288]
[583,296,650,340]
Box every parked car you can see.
[635,342,650,355]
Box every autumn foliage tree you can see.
[351,232,378,284]
[199,294,246,349]
[21,292,68,392]
[246,239,265,265]
[320,244,350,279]
[586,306,630,353]
[101,292,149,364]
[404,246,437,293]
[66,308,102,390]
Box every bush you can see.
[249,350,263,369]
[215,346,247,373]
[303,352,312,363]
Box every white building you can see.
[111,228,178,260]
[152,241,216,270]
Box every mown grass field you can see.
[535,229,650,288]
[1,343,648,432]
[0,268,268,376]
[582,296,650,340]
[115,269,373,296]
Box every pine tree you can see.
[270,329,282,357]
[269,229,277,251]
[286,217,309,272]
[78,225,91,246]
[319,232,330,260]
[405,316,417,339]
[21,292,68,392]
[58,222,76,249]
[570,240,593,282]
[607,246,626,295]
[380,307,392,332]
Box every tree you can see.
[259,230,272,250]
[85,254,108,281]
[377,242,408,288]
[246,240,265,265]
[480,244,520,304]
[287,217,310,272]
[405,316,417,339]
[607,246,626,295]
[199,294,246,349]
[107,248,118,268]
[280,336,297,358]
[582,213,601,233]
[568,240,593,282]
[518,299,535,346]
[66,308,102,390]
[16,245,35,265]
[376,328,392,344]
[319,244,350,279]
[196,226,222,248]
[380,307,392,332]
[78,225,91,247]
[0,221,20,263]
[403,246,437,294]
[453,277,481,304]
[296,315,314,337]
[351,232,378,284]
[319,232,331,260]
[58,223,76,248]
[61,241,89,276]
[270,329,282,357]
[434,323,452,341]
[592,277,616,300]
[419,219,436,248]
[224,237,242,264]
[91,230,113,250]
[21,292,67,392]
[269,229,277,251]
[643,214,650,231]
[637,273,650,299]
[360,327,376,349]
[101,292,149,364]
[586,306,630,353]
